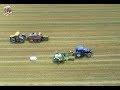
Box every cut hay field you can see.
[0,4,120,86]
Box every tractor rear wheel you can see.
[85,53,92,58]
[19,39,24,43]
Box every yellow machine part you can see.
[38,32,42,36]
[15,32,20,36]
[10,35,15,37]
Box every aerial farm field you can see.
[0,4,120,86]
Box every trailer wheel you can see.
[33,39,37,42]
[37,39,41,43]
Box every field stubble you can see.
[0,4,120,86]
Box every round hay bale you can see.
[30,56,37,61]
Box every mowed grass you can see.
[0,4,120,86]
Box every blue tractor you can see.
[74,46,92,58]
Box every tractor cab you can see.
[75,46,92,58]
[75,46,85,58]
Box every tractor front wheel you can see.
[10,37,16,43]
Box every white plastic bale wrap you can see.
[30,56,37,61]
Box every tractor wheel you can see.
[19,39,24,43]
[75,54,81,58]
[85,53,92,58]
[10,37,16,43]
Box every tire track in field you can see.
[0,59,119,63]
[1,9,120,13]
[0,54,120,58]
[0,35,120,39]
[0,40,120,43]
[0,80,120,86]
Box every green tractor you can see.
[53,51,75,64]
[10,32,26,43]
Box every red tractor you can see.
[27,32,48,43]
